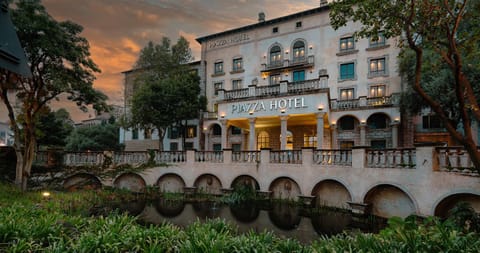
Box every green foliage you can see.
[222,183,257,204]
[35,108,74,149]
[65,123,122,151]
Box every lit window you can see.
[292,41,305,63]
[340,141,354,149]
[270,45,282,67]
[257,131,270,150]
[213,82,223,95]
[232,79,242,90]
[293,70,305,82]
[144,129,151,139]
[214,61,223,74]
[186,125,197,138]
[340,36,354,51]
[269,74,281,85]
[340,88,354,100]
[340,62,355,80]
[303,133,317,147]
[369,85,385,97]
[232,58,243,72]
[369,58,386,76]
[369,32,386,47]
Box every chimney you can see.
[258,12,265,22]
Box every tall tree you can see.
[129,37,205,150]
[330,0,480,172]
[65,123,122,152]
[0,0,108,190]
[36,108,74,149]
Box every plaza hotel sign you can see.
[208,33,250,49]
[231,97,307,114]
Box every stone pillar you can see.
[352,146,367,169]
[391,122,399,148]
[316,112,325,149]
[220,120,228,149]
[331,124,338,149]
[280,116,288,150]
[204,130,210,151]
[360,122,367,146]
[186,149,195,165]
[248,118,257,150]
[223,148,232,164]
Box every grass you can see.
[0,183,479,252]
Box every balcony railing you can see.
[262,55,314,72]
[367,148,416,168]
[270,150,302,164]
[224,88,249,100]
[313,149,352,166]
[232,151,259,163]
[436,147,478,174]
[255,84,280,97]
[331,94,400,111]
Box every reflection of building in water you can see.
[121,3,470,151]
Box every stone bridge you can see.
[49,146,480,218]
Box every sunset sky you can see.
[40,0,319,122]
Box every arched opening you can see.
[292,40,305,63]
[194,174,222,195]
[337,115,359,149]
[231,175,260,191]
[364,184,416,218]
[156,173,186,193]
[311,180,352,209]
[257,131,270,150]
[63,173,102,191]
[367,113,391,149]
[279,130,294,150]
[113,173,146,193]
[269,177,301,200]
[434,193,480,218]
[269,45,282,67]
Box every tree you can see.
[36,108,74,149]
[330,0,480,172]
[129,37,206,150]
[0,0,108,190]
[65,123,122,152]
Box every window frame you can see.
[293,70,305,82]
[339,62,356,80]
[369,84,386,98]
[269,74,281,85]
[369,32,386,48]
[339,36,355,52]
[232,57,243,72]
[269,45,282,67]
[214,61,224,75]
[368,57,387,77]
[213,82,223,96]
[292,40,306,63]
[232,79,242,90]
[339,88,355,100]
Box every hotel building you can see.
[121,4,411,151]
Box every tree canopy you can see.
[330,0,480,171]
[65,122,122,152]
[36,108,74,149]
[129,37,206,150]
[0,0,108,190]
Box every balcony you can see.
[330,94,400,111]
[261,55,314,73]
[219,78,328,101]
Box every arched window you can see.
[257,131,270,150]
[270,45,282,67]
[292,41,305,63]
[338,116,356,131]
[367,114,388,129]
[212,124,222,136]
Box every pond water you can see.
[108,199,385,244]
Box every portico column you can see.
[280,116,289,150]
[316,112,325,149]
[203,129,210,151]
[220,119,228,149]
[391,122,399,148]
[360,122,367,146]
[331,124,337,149]
[248,118,256,150]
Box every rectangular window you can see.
[214,82,223,95]
[185,142,194,150]
[232,58,243,71]
[303,134,317,147]
[371,140,386,149]
[369,32,386,47]
[214,61,223,74]
[369,85,385,97]
[213,143,222,151]
[340,88,354,100]
[186,125,197,138]
[232,79,242,90]
[340,141,354,149]
[232,144,242,152]
[231,126,241,135]
[132,129,138,140]
[340,62,355,80]
[340,36,354,51]
[422,115,444,129]
[272,27,278,33]
[293,70,305,82]
[170,142,178,151]
[369,58,386,76]
[168,127,179,139]
[269,74,281,85]
[296,21,302,28]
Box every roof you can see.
[196,5,329,43]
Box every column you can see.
[316,112,325,149]
[280,116,288,150]
[391,122,399,148]
[248,118,256,150]
[331,124,337,149]
[203,131,210,151]
[360,122,367,146]
[220,119,228,149]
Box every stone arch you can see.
[156,173,186,193]
[336,115,361,148]
[434,192,480,218]
[63,173,102,191]
[364,184,417,218]
[366,112,392,148]
[366,112,391,129]
[230,175,260,191]
[113,172,146,193]
[194,174,222,195]
[269,177,301,200]
[311,179,352,209]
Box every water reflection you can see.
[109,200,384,243]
